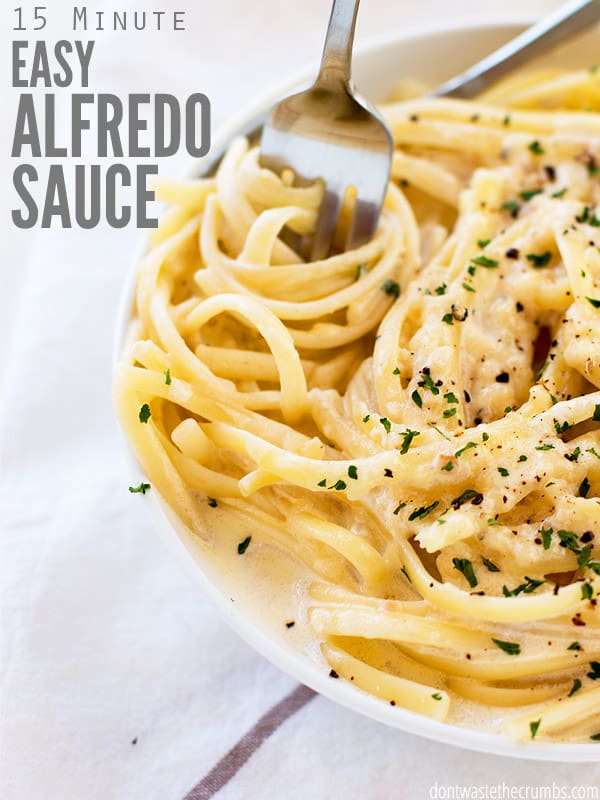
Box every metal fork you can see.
[259,0,393,261]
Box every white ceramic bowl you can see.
[115,18,600,761]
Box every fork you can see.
[259,0,393,261]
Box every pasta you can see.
[115,66,600,743]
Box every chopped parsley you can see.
[347,465,358,480]
[443,408,457,418]
[535,443,554,451]
[587,662,600,680]
[207,497,218,507]
[455,441,477,458]
[379,417,392,434]
[520,189,543,202]
[362,414,371,423]
[129,482,151,494]
[568,679,582,697]
[530,719,541,739]
[452,557,478,588]
[444,392,459,404]
[554,420,571,434]
[498,467,509,477]
[566,447,581,462]
[331,480,346,491]
[471,255,498,268]
[400,428,420,454]
[502,114,511,126]
[138,403,151,423]
[503,576,545,596]
[318,478,327,487]
[477,239,491,249]
[382,279,400,298]
[431,693,443,701]
[481,556,500,573]
[540,527,553,550]
[526,251,552,268]
[237,535,252,555]
[586,297,600,308]
[462,282,476,293]
[593,404,600,421]
[528,140,545,155]
[501,200,521,217]
[567,641,581,651]
[408,500,439,521]
[441,462,454,472]
[355,262,367,281]
[551,187,567,199]
[393,367,400,375]
[518,454,527,462]
[411,390,423,408]
[451,489,483,509]
[393,502,406,515]
[418,371,440,395]
[442,313,454,325]
[434,282,447,295]
[164,368,172,385]
[579,477,591,498]
[492,639,521,656]
[581,582,594,600]
[401,565,412,583]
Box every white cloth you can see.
[2,1,600,798]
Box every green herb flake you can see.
[502,114,511,126]
[481,556,500,573]
[554,420,571,434]
[567,641,581,651]
[434,282,447,295]
[332,480,347,491]
[431,692,443,701]
[455,441,477,458]
[471,255,499,268]
[237,536,252,555]
[393,502,406,516]
[418,372,440,395]
[586,297,600,308]
[444,392,459,404]
[530,719,541,739]
[498,467,509,477]
[380,417,392,434]
[318,478,327,487]
[477,239,491,249]
[520,189,543,202]
[535,443,554,451]
[551,187,567,199]
[557,529,580,554]
[443,408,457,418]
[355,262,367,281]
[588,662,600,680]
[452,557,478,588]
[540,527,554,550]
[528,140,545,155]
[501,200,521,217]
[488,518,501,526]
[579,476,591,498]
[451,489,483,509]
[393,367,400,375]
[589,447,600,460]
[591,733,600,741]
[129,482,151,495]
[582,582,594,600]
[526,251,552,268]
[164,369,172,385]
[566,447,581,462]
[518,454,527,462]
[467,265,476,277]
[382,279,400,298]
[401,565,412,583]
[492,639,521,656]
[400,428,420,455]
[207,497,218,508]
[411,390,423,408]
[138,404,151,424]
[408,500,439,521]
[482,433,490,442]
[462,282,476,293]
[568,679,582,698]
[442,313,454,325]
[362,414,371,423]
[347,465,358,480]
[441,462,454,472]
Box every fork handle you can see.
[317,0,360,84]
[433,0,599,98]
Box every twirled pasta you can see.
[115,67,600,743]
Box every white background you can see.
[1,1,600,798]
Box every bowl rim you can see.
[114,16,600,762]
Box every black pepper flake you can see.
[285,621,295,628]
[464,390,471,403]
[131,737,138,746]
[506,248,520,259]
[516,301,524,312]
[384,468,394,478]
[544,165,556,182]
[409,114,419,122]
[329,669,339,679]
[495,372,510,383]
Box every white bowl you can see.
[115,18,600,761]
